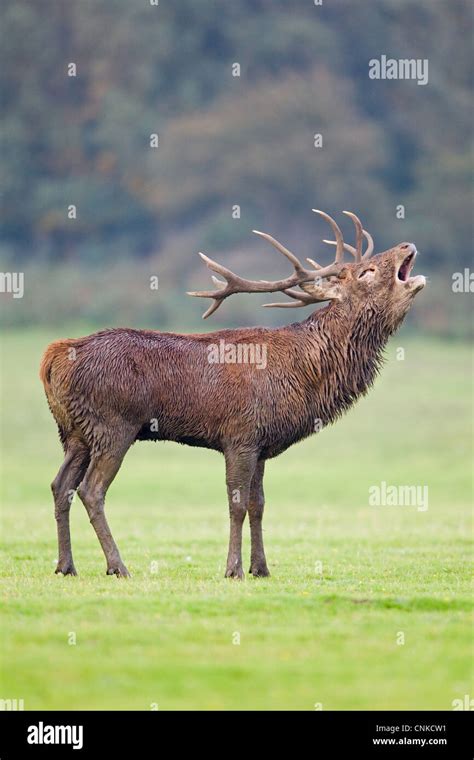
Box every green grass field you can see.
[0,327,472,710]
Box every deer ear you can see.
[337,267,351,280]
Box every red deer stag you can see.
[40,211,425,579]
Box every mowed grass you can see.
[0,327,472,710]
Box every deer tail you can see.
[39,339,76,396]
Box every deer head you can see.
[188,211,426,332]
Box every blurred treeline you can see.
[0,0,472,333]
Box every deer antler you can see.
[188,210,372,317]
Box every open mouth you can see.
[397,252,416,281]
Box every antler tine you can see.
[323,239,357,258]
[361,230,374,259]
[263,287,320,309]
[262,299,310,309]
[306,257,321,270]
[252,230,340,280]
[312,210,344,264]
[251,230,306,275]
[343,211,363,262]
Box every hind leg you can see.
[77,434,135,577]
[51,439,90,575]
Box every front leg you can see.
[224,449,258,579]
[248,460,270,577]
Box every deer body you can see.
[41,212,425,579]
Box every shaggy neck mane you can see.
[296,299,390,427]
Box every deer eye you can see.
[358,268,376,280]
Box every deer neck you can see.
[298,300,389,426]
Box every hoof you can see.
[106,563,130,578]
[249,564,270,578]
[225,566,244,580]
[55,562,77,576]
